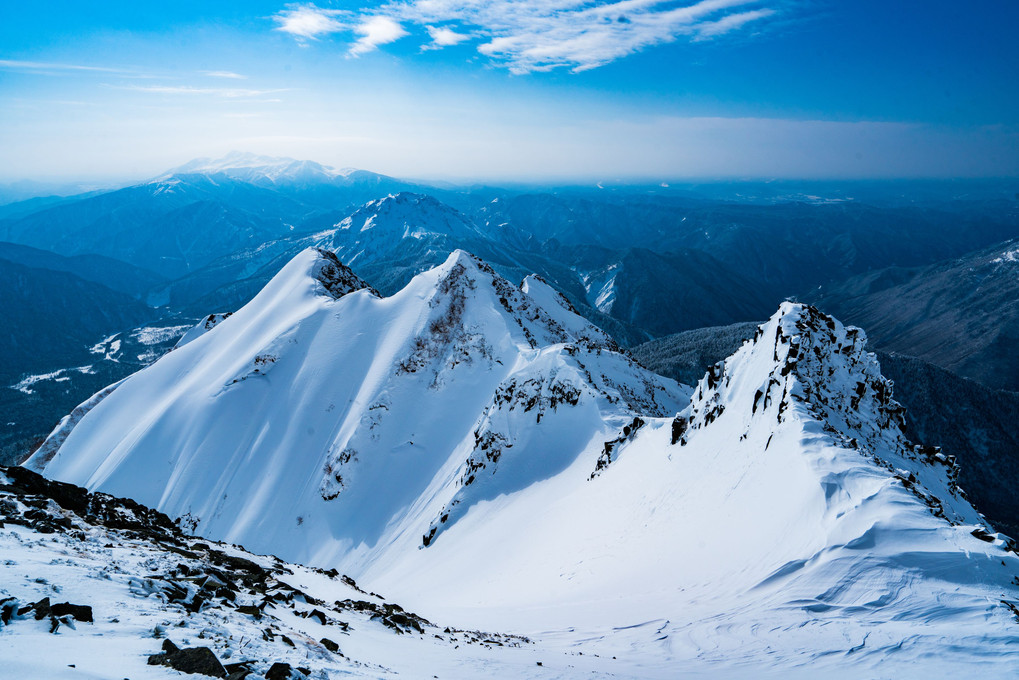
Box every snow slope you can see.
[28,246,684,572]
[26,248,1019,676]
[362,305,1019,663]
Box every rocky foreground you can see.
[0,465,555,680]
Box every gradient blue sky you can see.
[1,1,1017,181]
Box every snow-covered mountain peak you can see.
[433,247,488,273]
[234,246,374,309]
[674,301,979,526]
[414,247,619,355]
[333,192,482,240]
[156,151,347,186]
[679,302,902,440]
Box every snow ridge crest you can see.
[673,302,973,524]
[429,249,617,353]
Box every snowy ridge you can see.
[27,247,685,574]
[672,302,978,527]
[24,254,1019,675]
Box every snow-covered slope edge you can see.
[26,246,686,572]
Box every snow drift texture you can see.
[27,247,1019,675]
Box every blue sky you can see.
[1,1,1017,181]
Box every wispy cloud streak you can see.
[0,59,128,73]
[204,71,248,79]
[113,84,288,98]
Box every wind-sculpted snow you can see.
[25,256,1019,676]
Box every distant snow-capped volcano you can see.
[155,151,407,190]
[158,151,345,183]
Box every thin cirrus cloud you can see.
[0,58,128,74]
[114,84,288,99]
[693,8,775,39]
[204,70,248,79]
[272,0,781,72]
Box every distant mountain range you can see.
[808,239,1019,391]
[3,152,1019,472]
[3,153,1016,346]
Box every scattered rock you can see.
[50,602,93,623]
[148,645,228,678]
[224,660,254,680]
[0,597,19,625]
[265,662,301,680]
[30,597,51,620]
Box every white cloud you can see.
[116,85,288,99]
[273,0,781,73]
[349,16,409,56]
[0,59,126,73]
[424,25,471,49]
[694,8,775,39]
[204,70,248,79]
[272,3,348,39]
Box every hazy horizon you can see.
[3,151,1019,199]
[2,1,1018,182]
